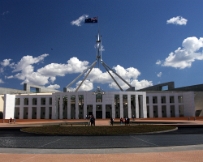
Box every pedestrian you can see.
[127,117,130,126]
[125,117,127,126]
[92,115,95,126]
[132,115,135,121]
[120,117,123,125]
[110,117,114,126]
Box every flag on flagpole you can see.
[85,17,98,23]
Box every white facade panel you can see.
[2,90,195,119]
[3,94,15,119]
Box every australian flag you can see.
[85,17,98,23]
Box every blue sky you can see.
[0,0,203,92]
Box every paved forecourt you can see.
[0,118,203,162]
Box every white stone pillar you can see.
[135,95,139,118]
[102,103,106,119]
[37,97,41,119]
[128,94,132,118]
[119,94,123,118]
[59,94,63,119]
[139,95,144,118]
[67,94,71,119]
[19,97,24,119]
[51,94,58,119]
[148,96,153,118]
[28,97,32,119]
[112,101,115,119]
[166,95,170,117]
[75,94,79,119]
[83,93,87,119]
[142,94,147,118]
[157,96,162,118]
[175,95,179,117]
[45,97,49,119]
[93,104,96,118]
[51,94,56,119]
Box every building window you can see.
[161,96,166,103]
[123,95,127,105]
[178,96,183,103]
[24,98,28,105]
[41,98,46,105]
[179,105,184,117]
[96,94,102,102]
[170,96,174,103]
[153,96,157,104]
[49,98,52,105]
[146,97,149,104]
[15,98,20,105]
[32,98,37,105]
[78,95,84,106]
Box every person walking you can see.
[110,117,114,126]
[120,117,123,125]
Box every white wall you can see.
[3,94,15,119]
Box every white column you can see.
[112,101,115,118]
[128,94,132,118]
[45,97,49,119]
[67,95,71,119]
[28,97,32,119]
[119,94,123,118]
[135,95,139,118]
[93,104,96,118]
[102,103,106,119]
[148,96,153,118]
[51,95,56,119]
[142,94,147,118]
[59,94,63,119]
[139,95,143,118]
[175,95,179,117]
[157,96,162,118]
[75,94,79,119]
[83,94,87,119]
[19,97,24,119]
[166,95,170,117]
[37,97,41,119]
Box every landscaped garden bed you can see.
[21,125,177,136]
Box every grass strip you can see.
[21,125,176,136]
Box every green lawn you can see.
[21,125,176,135]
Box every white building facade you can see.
[3,91,195,119]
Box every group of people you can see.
[120,117,130,125]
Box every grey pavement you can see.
[0,144,203,154]
[0,127,203,149]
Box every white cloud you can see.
[161,37,203,69]
[76,80,93,91]
[157,72,162,77]
[0,79,4,84]
[5,75,13,79]
[11,54,50,86]
[46,84,60,90]
[13,54,48,72]
[71,14,88,26]
[167,16,188,25]
[4,54,152,91]
[156,60,161,65]
[38,57,88,76]
[1,59,12,67]
[81,65,152,91]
